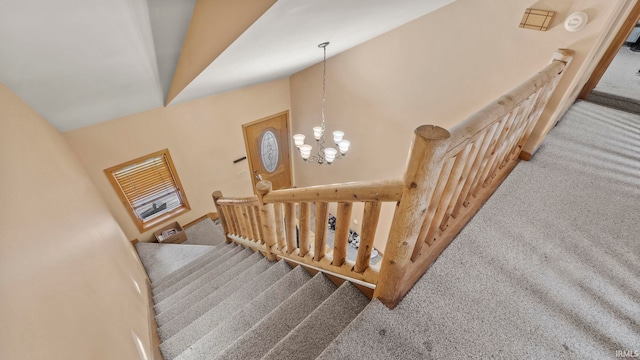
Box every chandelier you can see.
[293,42,350,165]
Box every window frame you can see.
[104,149,190,232]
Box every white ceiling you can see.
[0,0,454,131]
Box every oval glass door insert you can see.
[260,130,279,173]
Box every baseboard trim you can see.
[146,278,164,360]
[183,212,219,229]
[183,215,207,229]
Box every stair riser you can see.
[153,244,233,292]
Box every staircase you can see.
[135,49,579,360]
[140,241,369,360]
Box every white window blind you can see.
[105,149,189,231]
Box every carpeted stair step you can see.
[212,273,337,360]
[153,243,235,292]
[135,242,218,284]
[173,265,313,360]
[183,218,227,246]
[261,281,369,360]
[153,246,247,304]
[158,260,292,359]
[156,255,277,331]
[153,245,243,300]
[154,250,261,314]
[314,299,401,360]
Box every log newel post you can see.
[374,125,451,308]
[212,191,232,244]
[256,180,277,261]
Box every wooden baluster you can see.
[481,104,529,187]
[230,206,241,236]
[232,206,242,238]
[244,206,253,239]
[253,205,265,244]
[212,191,231,243]
[284,203,297,254]
[452,122,499,216]
[508,94,541,161]
[465,120,505,202]
[333,202,353,266]
[411,155,455,260]
[241,206,254,240]
[521,49,573,159]
[313,202,328,262]
[514,86,549,159]
[375,125,451,308]
[248,206,262,243]
[299,202,311,257]
[256,181,277,260]
[221,206,235,235]
[236,207,248,238]
[470,113,513,197]
[440,139,482,230]
[425,144,472,239]
[273,202,286,251]
[354,201,381,273]
[494,97,535,171]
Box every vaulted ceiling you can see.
[0,0,454,131]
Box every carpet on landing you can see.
[318,101,640,359]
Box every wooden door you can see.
[242,111,293,191]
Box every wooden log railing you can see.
[214,180,404,287]
[213,49,574,307]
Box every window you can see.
[105,149,190,232]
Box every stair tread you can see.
[155,250,261,314]
[153,246,247,304]
[159,260,292,359]
[157,256,277,335]
[212,273,336,360]
[154,245,243,300]
[136,242,218,284]
[173,265,313,360]
[153,243,235,291]
[182,219,227,246]
[156,250,250,328]
[315,299,408,360]
[261,281,369,360]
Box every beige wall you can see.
[0,82,151,359]
[65,78,291,241]
[289,0,627,251]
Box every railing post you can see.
[374,125,451,308]
[212,191,232,244]
[255,181,277,261]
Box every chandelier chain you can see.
[321,43,326,133]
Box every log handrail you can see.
[445,49,572,154]
[215,196,259,206]
[212,49,574,308]
[261,179,403,203]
